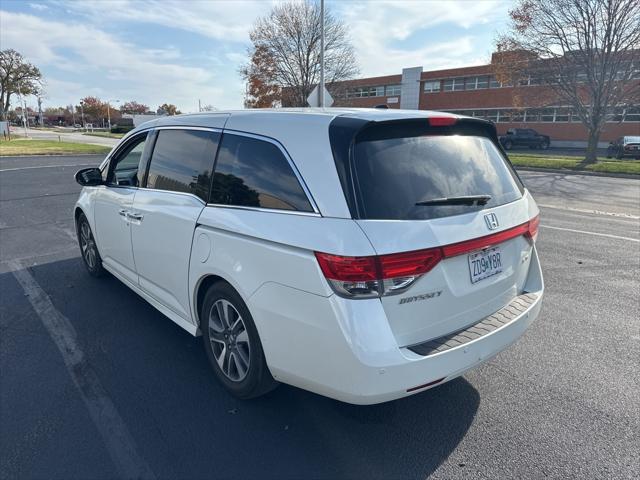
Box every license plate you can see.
[468,247,503,284]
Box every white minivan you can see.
[74,108,543,404]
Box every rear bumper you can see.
[250,247,544,405]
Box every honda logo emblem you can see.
[484,213,499,230]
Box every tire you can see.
[503,140,513,150]
[540,140,549,150]
[77,212,105,277]
[201,281,278,399]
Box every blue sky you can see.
[0,0,511,112]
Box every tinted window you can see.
[107,133,147,186]
[211,134,313,212]
[146,129,219,201]
[353,129,522,220]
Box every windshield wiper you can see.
[415,195,491,207]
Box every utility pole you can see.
[319,0,325,108]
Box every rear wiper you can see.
[415,195,491,206]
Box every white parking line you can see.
[540,225,640,242]
[0,163,96,172]
[9,260,156,480]
[538,204,640,219]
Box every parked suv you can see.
[74,109,544,404]
[499,128,550,150]
[606,136,640,159]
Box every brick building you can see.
[319,56,639,147]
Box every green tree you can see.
[0,49,43,121]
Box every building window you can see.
[489,76,501,88]
[385,84,401,96]
[539,108,555,122]
[465,77,478,90]
[623,107,640,122]
[497,110,511,123]
[347,86,385,98]
[443,78,464,91]
[476,76,489,89]
[464,76,489,90]
[423,80,441,93]
[511,110,525,122]
[554,108,570,122]
[485,110,498,122]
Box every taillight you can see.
[315,248,442,298]
[525,214,540,243]
[316,215,540,298]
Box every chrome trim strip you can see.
[135,187,207,205]
[154,125,223,133]
[205,203,321,217]
[221,128,321,215]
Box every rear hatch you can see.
[329,116,539,347]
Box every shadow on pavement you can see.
[3,257,480,479]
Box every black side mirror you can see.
[75,167,103,186]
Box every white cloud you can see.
[2,1,511,111]
[56,0,274,43]
[29,2,48,11]
[336,0,509,75]
[0,11,228,111]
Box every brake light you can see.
[428,116,457,127]
[315,215,540,298]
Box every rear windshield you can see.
[353,130,523,220]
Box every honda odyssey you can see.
[74,108,543,404]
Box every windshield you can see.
[353,133,523,220]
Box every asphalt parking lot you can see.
[1,154,639,479]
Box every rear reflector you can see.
[315,215,540,298]
[428,116,457,127]
[407,377,445,392]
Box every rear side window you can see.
[146,129,219,201]
[211,133,313,212]
[353,126,522,220]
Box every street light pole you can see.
[79,101,85,130]
[106,99,119,131]
[319,0,325,108]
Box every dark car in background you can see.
[606,136,640,159]
[499,128,550,150]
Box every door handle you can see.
[118,209,128,217]
[127,212,144,221]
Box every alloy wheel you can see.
[80,221,97,269]
[208,299,251,382]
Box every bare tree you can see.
[241,0,359,108]
[0,49,43,121]
[496,0,640,163]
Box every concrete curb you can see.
[515,166,640,180]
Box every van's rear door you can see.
[338,117,538,347]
